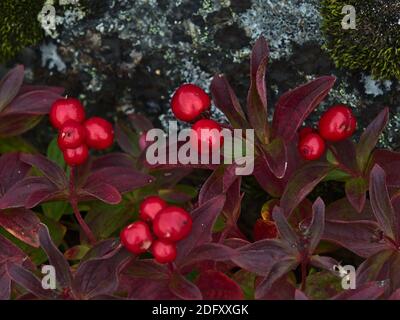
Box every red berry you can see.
[120,221,153,255]
[299,127,314,140]
[253,219,278,241]
[318,105,357,142]
[171,84,211,122]
[57,120,86,150]
[49,98,85,129]
[298,133,326,161]
[191,119,224,154]
[151,240,177,264]
[153,206,192,242]
[63,144,89,166]
[139,196,167,222]
[84,117,114,150]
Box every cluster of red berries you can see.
[49,98,114,166]
[171,84,224,153]
[298,105,357,161]
[120,196,193,264]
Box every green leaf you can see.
[262,137,287,179]
[46,137,66,170]
[305,271,343,300]
[0,136,37,153]
[345,177,367,213]
[232,270,256,300]
[212,214,226,233]
[64,245,91,261]
[42,201,69,221]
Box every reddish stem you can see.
[69,166,96,245]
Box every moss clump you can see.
[321,0,400,80]
[0,0,45,62]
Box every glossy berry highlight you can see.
[84,117,114,150]
[57,120,86,150]
[120,221,153,255]
[191,119,224,154]
[151,240,177,264]
[63,144,89,166]
[298,132,326,161]
[49,98,85,129]
[319,105,357,142]
[171,84,211,122]
[139,196,167,222]
[153,206,192,242]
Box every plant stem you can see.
[69,166,96,245]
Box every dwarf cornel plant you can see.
[0,37,399,300]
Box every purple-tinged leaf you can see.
[232,239,291,276]
[309,255,338,271]
[345,177,367,213]
[323,220,387,258]
[176,195,226,263]
[259,276,296,300]
[326,198,374,221]
[253,155,286,197]
[272,76,336,141]
[372,150,400,188]
[332,281,385,300]
[0,114,42,137]
[261,137,287,179]
[20,153,67,188]
[181,243,237,268]
[369,165,398,242]
[198,164,238,205]
[115,122,141,156]
[389,288,400,300]
[222,177,243,228]
[79,182,122,205]
[0,177,60,209]
[247,36,268,139]
[84,166,153,194]
[124,278,176,300]
[255,258,298,299]
[329,139,358,172]
[81,238,120,262]
[280,162,333,217]
[307,198,326,253]
[123,259,169,281]
[211,74,248,128]
[169,272,202,300]
[18,85,64,95]
[356,108,389,170]
[64,245,90,261]
[128,113,154,132]
[72,247,131,299]
[6,262,57,299]
[295,289,310,300]
[272,206,300,246]
[0,153,30,194]
[0,208,40,247]
[0,65,24,112]
[38,224,72,289]
[196,270,244,300]
[2,90,62,115]
[91,153,134,171]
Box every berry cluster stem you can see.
[69,166,96,245]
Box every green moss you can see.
[0,0,45,63]
[321,0,400,80]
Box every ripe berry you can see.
[171,84,211,122]
[84,117,114,150]
[120,221,153,255]
[63,144,89,166]
[57,120,86,150]
[298,133,326,161]
[49,98,85,129]
[191,119,224,154]
[299,127,314,140]
[253,219,278,241]
[319,105,357,142]
[153,206,192,242]
[151,240,177,264]
[139,196,167,222]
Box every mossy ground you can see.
[321,0,400,80]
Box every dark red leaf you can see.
[128,113,154,132]
[0,153,31,194]
[272,76,336,141]
[123,259,169,281]
[309,255,338,271]
[326,198,374,221]
[332,281,386,300]
[79,182,122,205]
[0,65,24,112]
[345,177,367,213]
[91,153,134,170]
[169,272,202,300]
[369,165,399,242]
[196,270,244,300]
[182,243,237,268]
[272,206,300,246]
[372,150,400,188]
[356,108,389,170]
[261,137,287,179]
[0,114,42,137]
[18,85,64,96]
[307,198,326,253]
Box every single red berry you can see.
[57,120,86,150]
[120,221,153,255]
[84,117,114,150]
[49,98,85,129]
[298,133,326,161]
[151,240,177,264]
[299,127,314,140]
[153,206,192,242]
[191,119,224,154]
[253,219,278,241]
[318,105,357,142]
[63,144,89,166]
[139,196,167,222]
[171,84,211,122]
